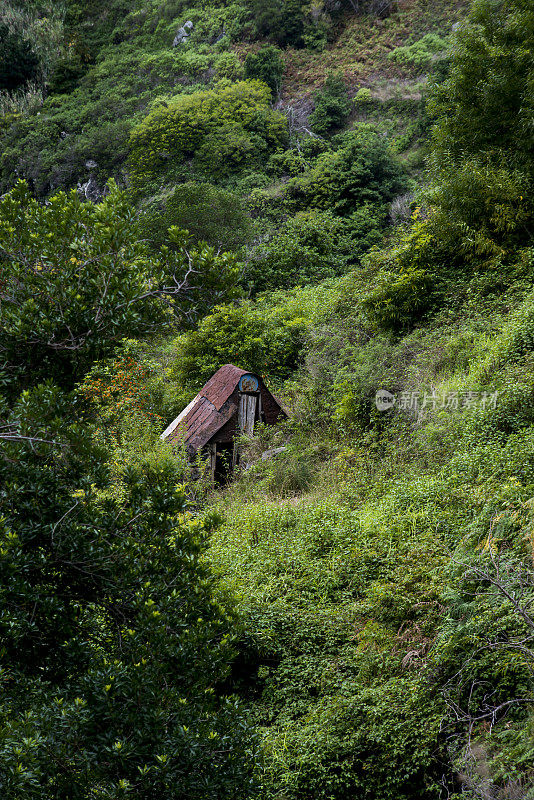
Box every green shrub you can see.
[309,72,352,135]
[245,208,381,293]
[428,0,534,176]
[141,182,253,252]
[195,124,265,179]
[0,181,240,392]
[172,299,310,387]
[388,33,449,71]
[268,147,310,177]
[208,486,450,800]
[244,46,285,97]
[215,51,245,80]
[353,86,373,105]
[129,80,288,186]
[362,265,437,333]
[285,126,407,216]
[48,55,87,94]
[247,0,306,48]
[302,8,332,52]
[433,160,533,258]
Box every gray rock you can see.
[77,176,106,203]
[173,20,193,47]
[261,447,287,462]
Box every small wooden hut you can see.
[161,364,286,481]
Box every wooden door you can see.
[238,393,257,436]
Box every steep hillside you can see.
[0,0,464,195]
[1,0,533,799]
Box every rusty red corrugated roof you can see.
[161,364,250,451]
[201,364,248,411]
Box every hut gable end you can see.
[161,364,286,458]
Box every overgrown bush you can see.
[141,182,253,252]
[244,46,285,97]
[309,72,352,135]
[129,80,288,187]
[247,0,306,48]
[388,33,449,71]
[245,208,382,293]
[428,0,534,175]
[285,126,407,216]
[172,299,310,387]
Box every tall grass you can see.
[0,82,44,116]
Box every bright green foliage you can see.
[245,208,382,293]
[388,33,450,71]
[285,127,407,216]
[0,181,162,390]
[428,0,534,174]
[208,493,449,800]
[245,210,344,292]
[433,160,533,259]
[172,299,311,388]
[244,46,285,97]
[0,181,240,392]
[215,51,245,81]
[0,23,40,92]
[363,265,437,333]
[359,216,445,333]
[0,385,256,799]
[361,161,533,335]
[309,72,352,135]
[129,81,288,186]
[141,182,253,252]
[205,285,534,796]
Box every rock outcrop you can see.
[173,21,193,47]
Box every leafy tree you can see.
[0,181,240,393]
[0,384,256,799]
[244,46,285,97]
[0,166,256,798]
[285,127,407,216]
[428,0,534,175]
[309,72,352,135]
[173,301,309,387]
[245,209,382,293]
[129,81,288,187]
[0,22,40,92]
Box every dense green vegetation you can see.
[2,0,534,797]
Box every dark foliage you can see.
[0,23,40,93]
[248,0,306,47]
[244,46,285,97]
[309,72,352,135]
